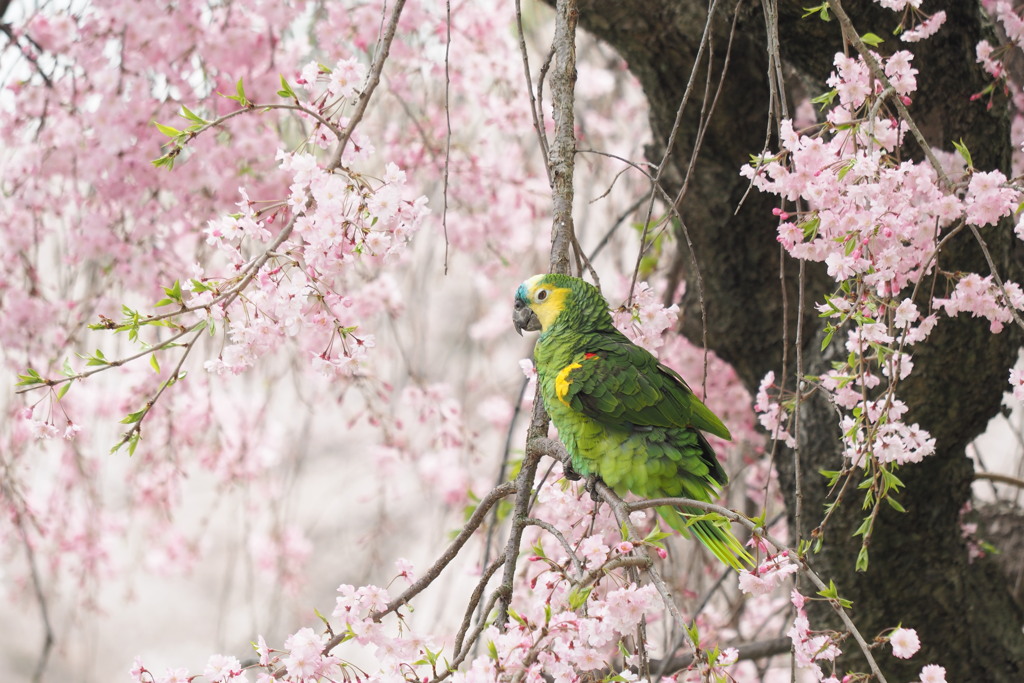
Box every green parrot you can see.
[513,273,751,570]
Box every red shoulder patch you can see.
[584,353,599,359]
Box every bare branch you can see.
[546,0,579,277]
[365,480,516,624]
[975,471,1024,490]
[331,0,407,167]
[452,557,505,658]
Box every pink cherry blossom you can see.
[1010,368,1024,401]
[901,12,947,43]
[203,654,242,682]
[919,664,947,683]
[890,627,921,658]
[157,669,191,683]
[738,551,800,596]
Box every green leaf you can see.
[80,349,109,367]
[811,88,837,110]
[151,154,176,170]
[16,368,44,386]
[179,104,206,125]
[802,3,830,20]
[819,468,841,486]
[860,32,884,47]
[277,75,298,100]
[154,121,182,138]
[127,430,141,456]
[817,579,853,607]
[235,77,249,106]
[313,607,331,629]
[120,408,147,424]
[855,544,870,573]
[885,495,906,513]
[62,358,75,377]
[150,354,161,374]
[567,585,592,610]
[952,138,973,169]
[853,516,872,537]
[685,620,701,646]
[506,608,527,627]
[821,325,835,351]
[643,522,673,547]
[414,645,440,667]
[880,467,905,493]
[56,381,72,400]
[800,215,820,240]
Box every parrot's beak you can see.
[513,298,541,335]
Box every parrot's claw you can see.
[562,460,582,481]
[585,473,601,501]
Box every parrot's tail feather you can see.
[656,505,753,571]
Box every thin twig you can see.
[629,0,721,305]
[656,636,792,675]
[524,517,585,577]
[575,556,652,590]
[495,401,547,628]
[331,0,407,166]
[111,323,207,452]
[587,191,652,262]
[593,481,702,666]
[453,556,505,657]
[429,589,505,683]
[442,0,452,274]
[363,480,516,625]
[15,509,54,683]
[974,471,1024,489]
[968,223,1024,333]
[825,0,948,187]
[514,0,551,181]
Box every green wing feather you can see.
[557,333,751,570]
[560,335,731,439]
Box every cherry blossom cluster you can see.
[737,550,799,596]
[128,475,686,683]
[194,152,428,379]
[748,46,1024,476]
[974,2,1024,168]
[788,589,842,682]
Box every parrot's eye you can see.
[536,289,549,302]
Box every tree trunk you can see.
[570,0,1024,678]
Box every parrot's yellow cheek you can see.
[530,286,571,329]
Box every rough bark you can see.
[570,0,1024,679]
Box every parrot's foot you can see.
[561,459,582,481]
[585,473,601,502]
